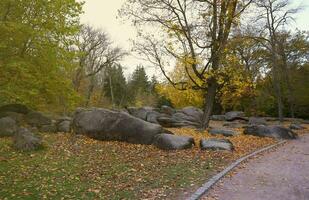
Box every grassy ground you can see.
[1,124,295,200]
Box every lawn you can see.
[0,127,280,199]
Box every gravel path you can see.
[204,134,309,200]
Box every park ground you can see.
[0,122,308,200]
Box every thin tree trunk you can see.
[109,75,115,108]
[202,77,217,129]
[272,64,284,122]
[279,45,295,118]
[85,76,95,107]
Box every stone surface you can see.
[225,111,246,121]
[0,104,30,114]
[0,117,17,137]
[25,111,52,127]
[13,128,42,151]
[72,108,163,144]
[160,105,175,115]
[153,134,195,150]
[289,123,305,130]
[200,138,234,151]
[244,125,297,139]
[211,115,226,121]
[57,120,71,132]
[248,117,267,125]
[209,128,237,137]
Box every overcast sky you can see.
[80,0,309,76]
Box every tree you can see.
[120,0,253,128]
[74,24,125,106]
[103,64,127,107]
[251,0,299,121]
[0,0,83,113]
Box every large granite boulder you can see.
[225,111,246,121]
[248,117,267,125]
[289,123,305,130]
[0,117,18,137]
[200,138,234,151]
[0,104,30,114]
[13,128,42,151]
[244,125,297,139]
[160,105,175,115]
[209,128,237,137]
[157,106,203,128]
[56,117,72,132]
[25,111,52,127]
[127,107,155,121]
[153,134,195,150]
[72,108,163,144]
[211,115,226,121]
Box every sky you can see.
[80,0,309,76]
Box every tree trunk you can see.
[85,76,95,107]
[201,77,217,129]
[272,65,284,122]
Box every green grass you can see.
[1,128,276,200]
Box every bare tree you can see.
[73,24,125,106]
[252,0,299,121]
[120,0,253,128]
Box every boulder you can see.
[72,108,163,144]
[153,134,195,150]
[0,104,30,114]
[157,106,203,128]
[25,111,52,127]
[0,112,24,124]
[0,117,18,137]
[146,111,161,124]
[244,125,297,139]
[211,115,226,121]
[127,107,155,121]
[160,105,175,115]
[248,117,267,125]
[289,123,305,130]
[57,120,71,132]
[180,107,203,122]
[225,111,246,121]
[13,128,42,151]
[209,128,237,137]
[200,138,234,151]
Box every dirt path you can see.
[203,134,309,200]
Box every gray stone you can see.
[127,107,155,121]
[0,117,18,137]
[244,125,297,139]
[153,134,195,150]
[13,128,42,151]
[289,123,305,130]
[160,105,175,115]
[225,111,246,121]
[211,115,226,121]
[146,111,161,124]
[0,104,30,114]
[72,108,163,144]
[209,128,237,137]
[248,117,267,125]
[25,111,52,127]
[200,138,234,151]
[57,120,71,132]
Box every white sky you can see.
[80,0,309,77]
